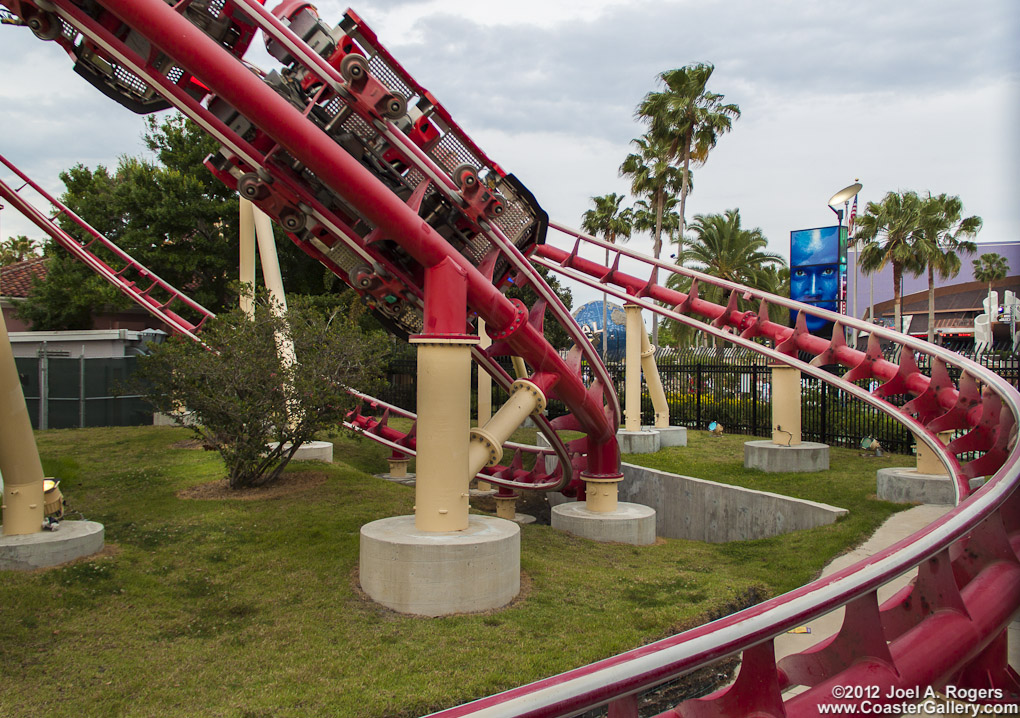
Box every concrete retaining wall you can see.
[617,463,846,543]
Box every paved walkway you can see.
[775,503,1019,697]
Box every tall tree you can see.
[636,62,740,239]
[855,191,923,334]
[633,196,681,253]
[914,193,981,343]
[679,209,785,292]
[580,193,633,358]
[16,113,332,330]
[620,133,685,264]
[665,209,783,349]
[972,252,1010,323]
[620,133,684,347]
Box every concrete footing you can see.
[0,520,105,570]
[616,430,660,454]
[551,502,656,545]
[359,515,520,616]
[508,513,536,525]
[744,440,830,473]
[376,472,416,485]
[643,426,687,447]
[153,411,197,427]
[269,440,333,463]
[877,467,957,505]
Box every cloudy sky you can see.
[1,0,1017,308]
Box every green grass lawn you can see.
[0,426,912,717]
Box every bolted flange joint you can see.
[510,378,548,415]
[486,298,528,341]
[469,427,503,469]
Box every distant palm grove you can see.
[583,62,985,349]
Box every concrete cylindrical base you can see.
[0,520,105,570]
[508,513,536,525]
[642,426,687,447]
[267,440,334,463]
[744,440,829,473]
[359,515,520,616]
[877,467,957,505]
[617,430,660,455]
[551,502,656,545]
[375,473,416,485]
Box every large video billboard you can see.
[790,225,847,336]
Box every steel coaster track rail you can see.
[99,0,618,473]
[0,0,588,491]
[414,224,1020,717]
[0,148,571,493]
[224,0,621,434]
[344,387,568,492]
[4,3,1017,714]
[0,153,215,343]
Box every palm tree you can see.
[633,196,681,252]
[680,209,785,291]
[621,133,684,348]
[855,191,923,334]
[972,252,1010,322]
[0,235,41,266]
[636,63,740,238]
[620,133,685,264]
[580,193,633,358]
[914,193,981,343]
[668,209,784,349]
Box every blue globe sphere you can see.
[572,300,627,362]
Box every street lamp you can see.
[828,181,862,345]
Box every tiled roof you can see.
[0,256,49,298]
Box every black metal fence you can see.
[15,354,152,430]
[379,347,1019,455]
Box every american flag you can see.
[848,194,858,239]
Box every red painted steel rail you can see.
[1,2,1017,715]
[0,153,215,343]
[419,225,1018,717]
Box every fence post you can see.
[820,379,827,444]
[38,342,49,431]
[695,364,702,429]
[752,364,758,435]
[79,349,86,428]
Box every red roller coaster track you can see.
[0,2,1017,715]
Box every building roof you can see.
[0,256,49,298]
[873,275,1019,336]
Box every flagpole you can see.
[849,192,859,347]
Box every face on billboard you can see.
[790,226,844,334]
[791,226,840,266]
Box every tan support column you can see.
[585,477,621,513]
[494,490,519,520]
[624,303,643,432]
[411,336,477,531]
[476,318,493,492]
[253,205,287,312]
[771,364,802,446]
[0,309,45,535]
[511,356,528,380]
[468,379,546,477]
[387,456,409,478]
[915,431,952,475]
[239,198,256,318]
[640,330,669,428]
